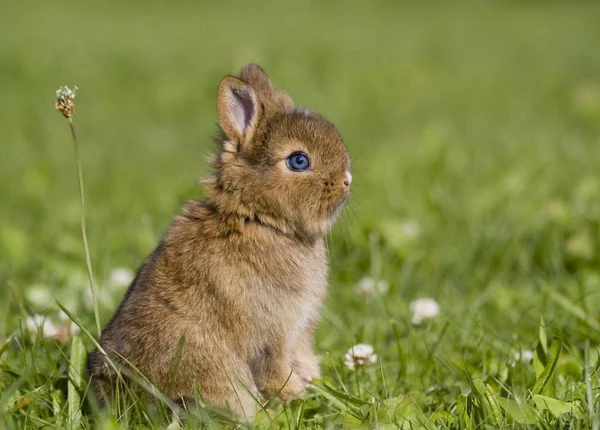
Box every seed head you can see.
[55,85,78,118]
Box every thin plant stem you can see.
[69,117,101,337]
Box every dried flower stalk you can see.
[55,86,101,337]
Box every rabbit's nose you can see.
[343,171,352,188]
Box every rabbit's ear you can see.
[238,64,294,110]
[238,64,273,99]
[217,76,261,144]
[273,90,294,110]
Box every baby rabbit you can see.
[87,64,351,419]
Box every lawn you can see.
[2,0,600,428]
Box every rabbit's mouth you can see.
[327,194,349,219]
[318,196,348,234]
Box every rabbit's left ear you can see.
[217,76,261,145]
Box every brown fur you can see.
[87,64,351,419]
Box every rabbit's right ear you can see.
[217,77,261,145]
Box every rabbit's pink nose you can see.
[343,171,352,188]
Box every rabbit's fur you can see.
[87,64,351,419]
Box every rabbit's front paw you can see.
[279,371,309,401]
[292,354,320,385]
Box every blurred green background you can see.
[2,0,600,427]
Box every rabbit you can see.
[87,63,352,420]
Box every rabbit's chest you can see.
[241,242,327,334]
[251,271,325,348]
[255,250,326,313]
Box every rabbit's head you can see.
[204,64,351,239]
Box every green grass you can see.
[2,0,600,428]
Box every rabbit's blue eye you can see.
[287,152,310,171]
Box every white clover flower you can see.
[344,344,377,370]
[355,277,389,297]
[509,349,534,367]
[109,267,134,288]
[25,315,61,339]
[25,314,78,344]
[410,298,440,325]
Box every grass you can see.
[2,0,600,428]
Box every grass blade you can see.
[68,335,86,429]
[311,379,370,408]
[532,337,561,396]
[541,284,600,333]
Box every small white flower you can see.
[25,314,78,344]
[355,277,389,297]
[109,267,134,288]
[344,344,377,370]
[25,315,60,339]
[410,298,440,325]
[509,349,534,367]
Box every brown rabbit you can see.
[87,64,352,419]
